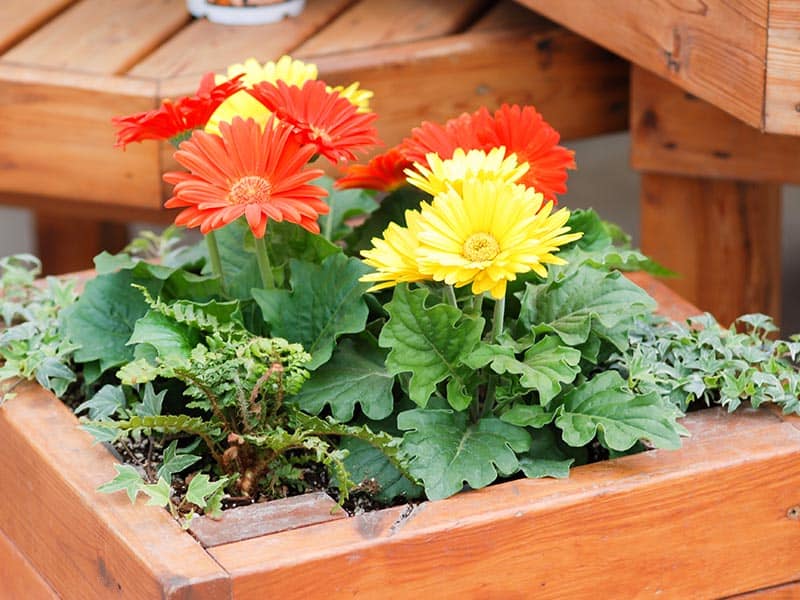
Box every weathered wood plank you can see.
[469,0,552,32]
[0,383,231,599]
[129,0,355,79]
[640,173,782,327]
[302,27,628,151]
[0,64,162,208]
[294,0,490,57]
[0,527,58,600]
[516,0,768,128]
[210,408,800,599]
[189,492,346,548]
[764,0,800,135]
[631,66,800,183]
[2,0,189,75]
[0,0,75,54]
[731,581,800,598]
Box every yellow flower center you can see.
[229,176,272,205]
[462,233,500,262]
[309,125,332,145]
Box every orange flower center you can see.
[463,233,500,262]
[229,176,272,205]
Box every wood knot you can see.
[787,506,800,520]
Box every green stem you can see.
[480,295,506,420]
[470,294,484,317]
[254,235,274,289]
[205,231,226,292]
[322,202,334,242]
[444,285,458,308]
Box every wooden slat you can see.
[36,216,128,275]
[0,383,231,599]
[516,0,768,128]
[129,0,355,80]
[469,0,552,32]
[0,527,58,600]
[640,173,782,327]
[1,192,171,225]
[0,0,75,54]
[303,27,628,151]
[631,66,800,183]
[294,0,490,57]
[732,581,800,599]
[764,0,800,135]
[189,492,346,548]
[0,64,162,208]
[209,408,800,599]
[2,0,189,75]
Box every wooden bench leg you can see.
[35,214,128,275]
[640,174,781,326]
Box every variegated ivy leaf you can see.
[380,285,484,410]
[398,409,531,500]
[97,464,146,504]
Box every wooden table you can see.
[1,0,797,325]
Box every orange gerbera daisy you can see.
[112,73,244,148]
[400,104,575,203]
[163,117,329,238]
[334,147,412,192]
[249,80,380,163]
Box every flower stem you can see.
[254,235,274,289]
[481,295,506,420]
[205,231,226,292]
[470,294,484,317]
[444,285,458,308]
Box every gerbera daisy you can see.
[400,105,575,202]
[474,104,576,201]
[335,147,411,192]
[360,210,426,291]
[205,56,318,135]
[112,72,244,147]
[405,147,529,197]
[163,117,329,238]
[414,179,582,298]
[249,80,380,163]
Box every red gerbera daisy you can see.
[163,117,329,238]
[112,73,244,148]
[249,80,380,163]
[334,147,412,192]
[400,104,575,203]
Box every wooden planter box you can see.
[2,274,800,599]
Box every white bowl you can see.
[186,0,306,25]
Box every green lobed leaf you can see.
[97,464,145,504]
[519,268,656,350]
[380,285,484,410]
[340,438,423,503]
[142,478,172,507]
[500,404,556,428]
[398,409,531,500]
[185,474,227,511]
[133,382,166,417]
[157,440,202,482]
[128,311,200,360]
[75,384,126,420]
[292,336,394,421]
[253,254,371,369]
[554,371,685,451]
[344,186,430,254]
[518,427,574,479]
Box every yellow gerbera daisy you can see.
[405,147,529,197]
[206,56,318,134]
[360,210,426,291]
[330,81,373,113]
[415,179,582,299]
[206,56,373,134]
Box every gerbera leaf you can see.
[292,336,394,421]
[519,268,656,350]
[379,285,484,409]
[253,254,371,369]
[345,186,429,254]
[398,409,531,500]
[316,176,379,242]
[518,427,574,479]
[553,371,686,452]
